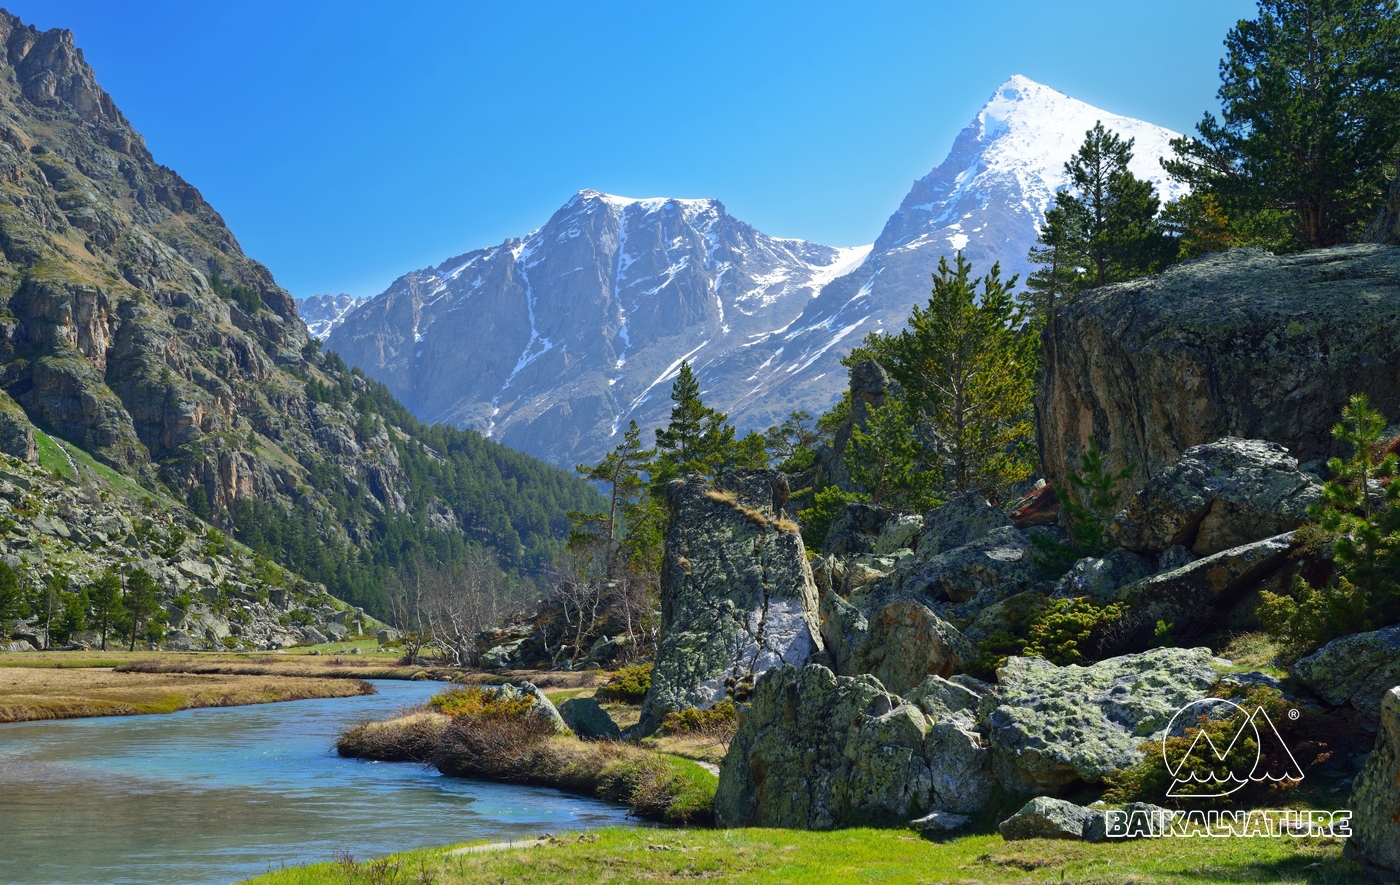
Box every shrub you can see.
[427,687,536,721]
[797,485,856,551]
[972,593,1124,675]
[1032,437,1136,579]
[595,663,653,704]
[658,699,737,740]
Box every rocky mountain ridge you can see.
[0,9,599,620]
[328,76,1183,468]
[295,293,364,340]
[328,190,870,466]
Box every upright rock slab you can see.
[639,471,822,734]
[1346,686,1400,880]
[1038,246,1400,503]
[1110,438,1320,555]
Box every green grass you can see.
[237,827,1362,885]
[33,430,77,481]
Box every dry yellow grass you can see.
[0,666,374,722]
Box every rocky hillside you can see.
[1038,245,1400,495]
[325,76,1182,469]
[0,10,601,618]
[328,190,869,467]
[0,434,370,653]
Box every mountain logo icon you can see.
[1161,698,1305,799]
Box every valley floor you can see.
[238,827,1363,885]
[0,662,376,722]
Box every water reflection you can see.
[0,679,639,885]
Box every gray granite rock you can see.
[1346,685,1400,880]
[558,696,621,741]
[998,797,1096,841]
[1294,626,1400,723]
[916,493,1014,560]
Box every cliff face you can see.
[1037,246,1400,495]
[0,11,598,615]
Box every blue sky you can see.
[15,1,1255,298]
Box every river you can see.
[0,679,642,884]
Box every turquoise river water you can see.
[0,679,642,884]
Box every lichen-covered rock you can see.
[489,682,568,734]
[916,493,1014,560]
[1110,533,1294,648]
[1294,626,1400,722]
[1053,551,1154,605]
[1110,438,1320,555]
[714,664,993,828]
[823,502,895,556]
[848,599,974,699]
[874,514,924,554]
[558,696,621,741]
[902,526,1039,604]
[987,647,1221,794]
[1346,686,1400,879]
[1038,247,1400,507]
[909,810,970,833]
[639,471,822,734]
[998,797,1096,841]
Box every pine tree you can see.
[124,569,160,652]
[574,420,654,572]
[89,569,124,652]
[844,396,939,511]
[1165,0,1400,248]
[864,253,1038,503]
[0,561,23,627]
[1025,203,1085,327]
[652,361,737,488]
[1064,122,1170,286]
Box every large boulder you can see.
[1053,550,1155,606]
[998,797,1097,841]
[714,664,993,829]
[558,696,621,741]
[916,493,1014,559]
[845,599,974,697]
[1110,533,1295,648]
[639,471,822,734]
[1110,438,1321,556]
[1294,626,1400,724]
[823,502,894,556]
[487,682,568,734]
[1346,686,1400,880]
[987,647,1221,794]
[1038,246,1400,509]
[900,526,1040,605]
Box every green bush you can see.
[595,663,653,704]
[972,593,1124,676]
[797,485,856,551]
[658,699,737,739]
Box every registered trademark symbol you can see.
[1288,709,1300,721]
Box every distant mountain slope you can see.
[328,76,1182,469]
[0,10,601,617]
[328,190,870,466]
[295,294,364,339]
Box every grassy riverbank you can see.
[238,827,1361,884]
[0,664,375,722]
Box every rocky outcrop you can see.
[916,493,1014,559]
[1053,550,1153,605]
[0,389,35,461]
[1346,685,1400,880]
[638,471,822,734]
[842,599,973,697]
[1110,438,1321,556]
[1038,246,1400,500]
[987,648,1221,794]
[713,664,992,829]
[823,502,894,556]
[1295,626,1400,724]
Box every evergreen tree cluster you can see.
[231,352,605,620]
[0,564,167,651]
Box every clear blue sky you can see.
[13,1,1255,298]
